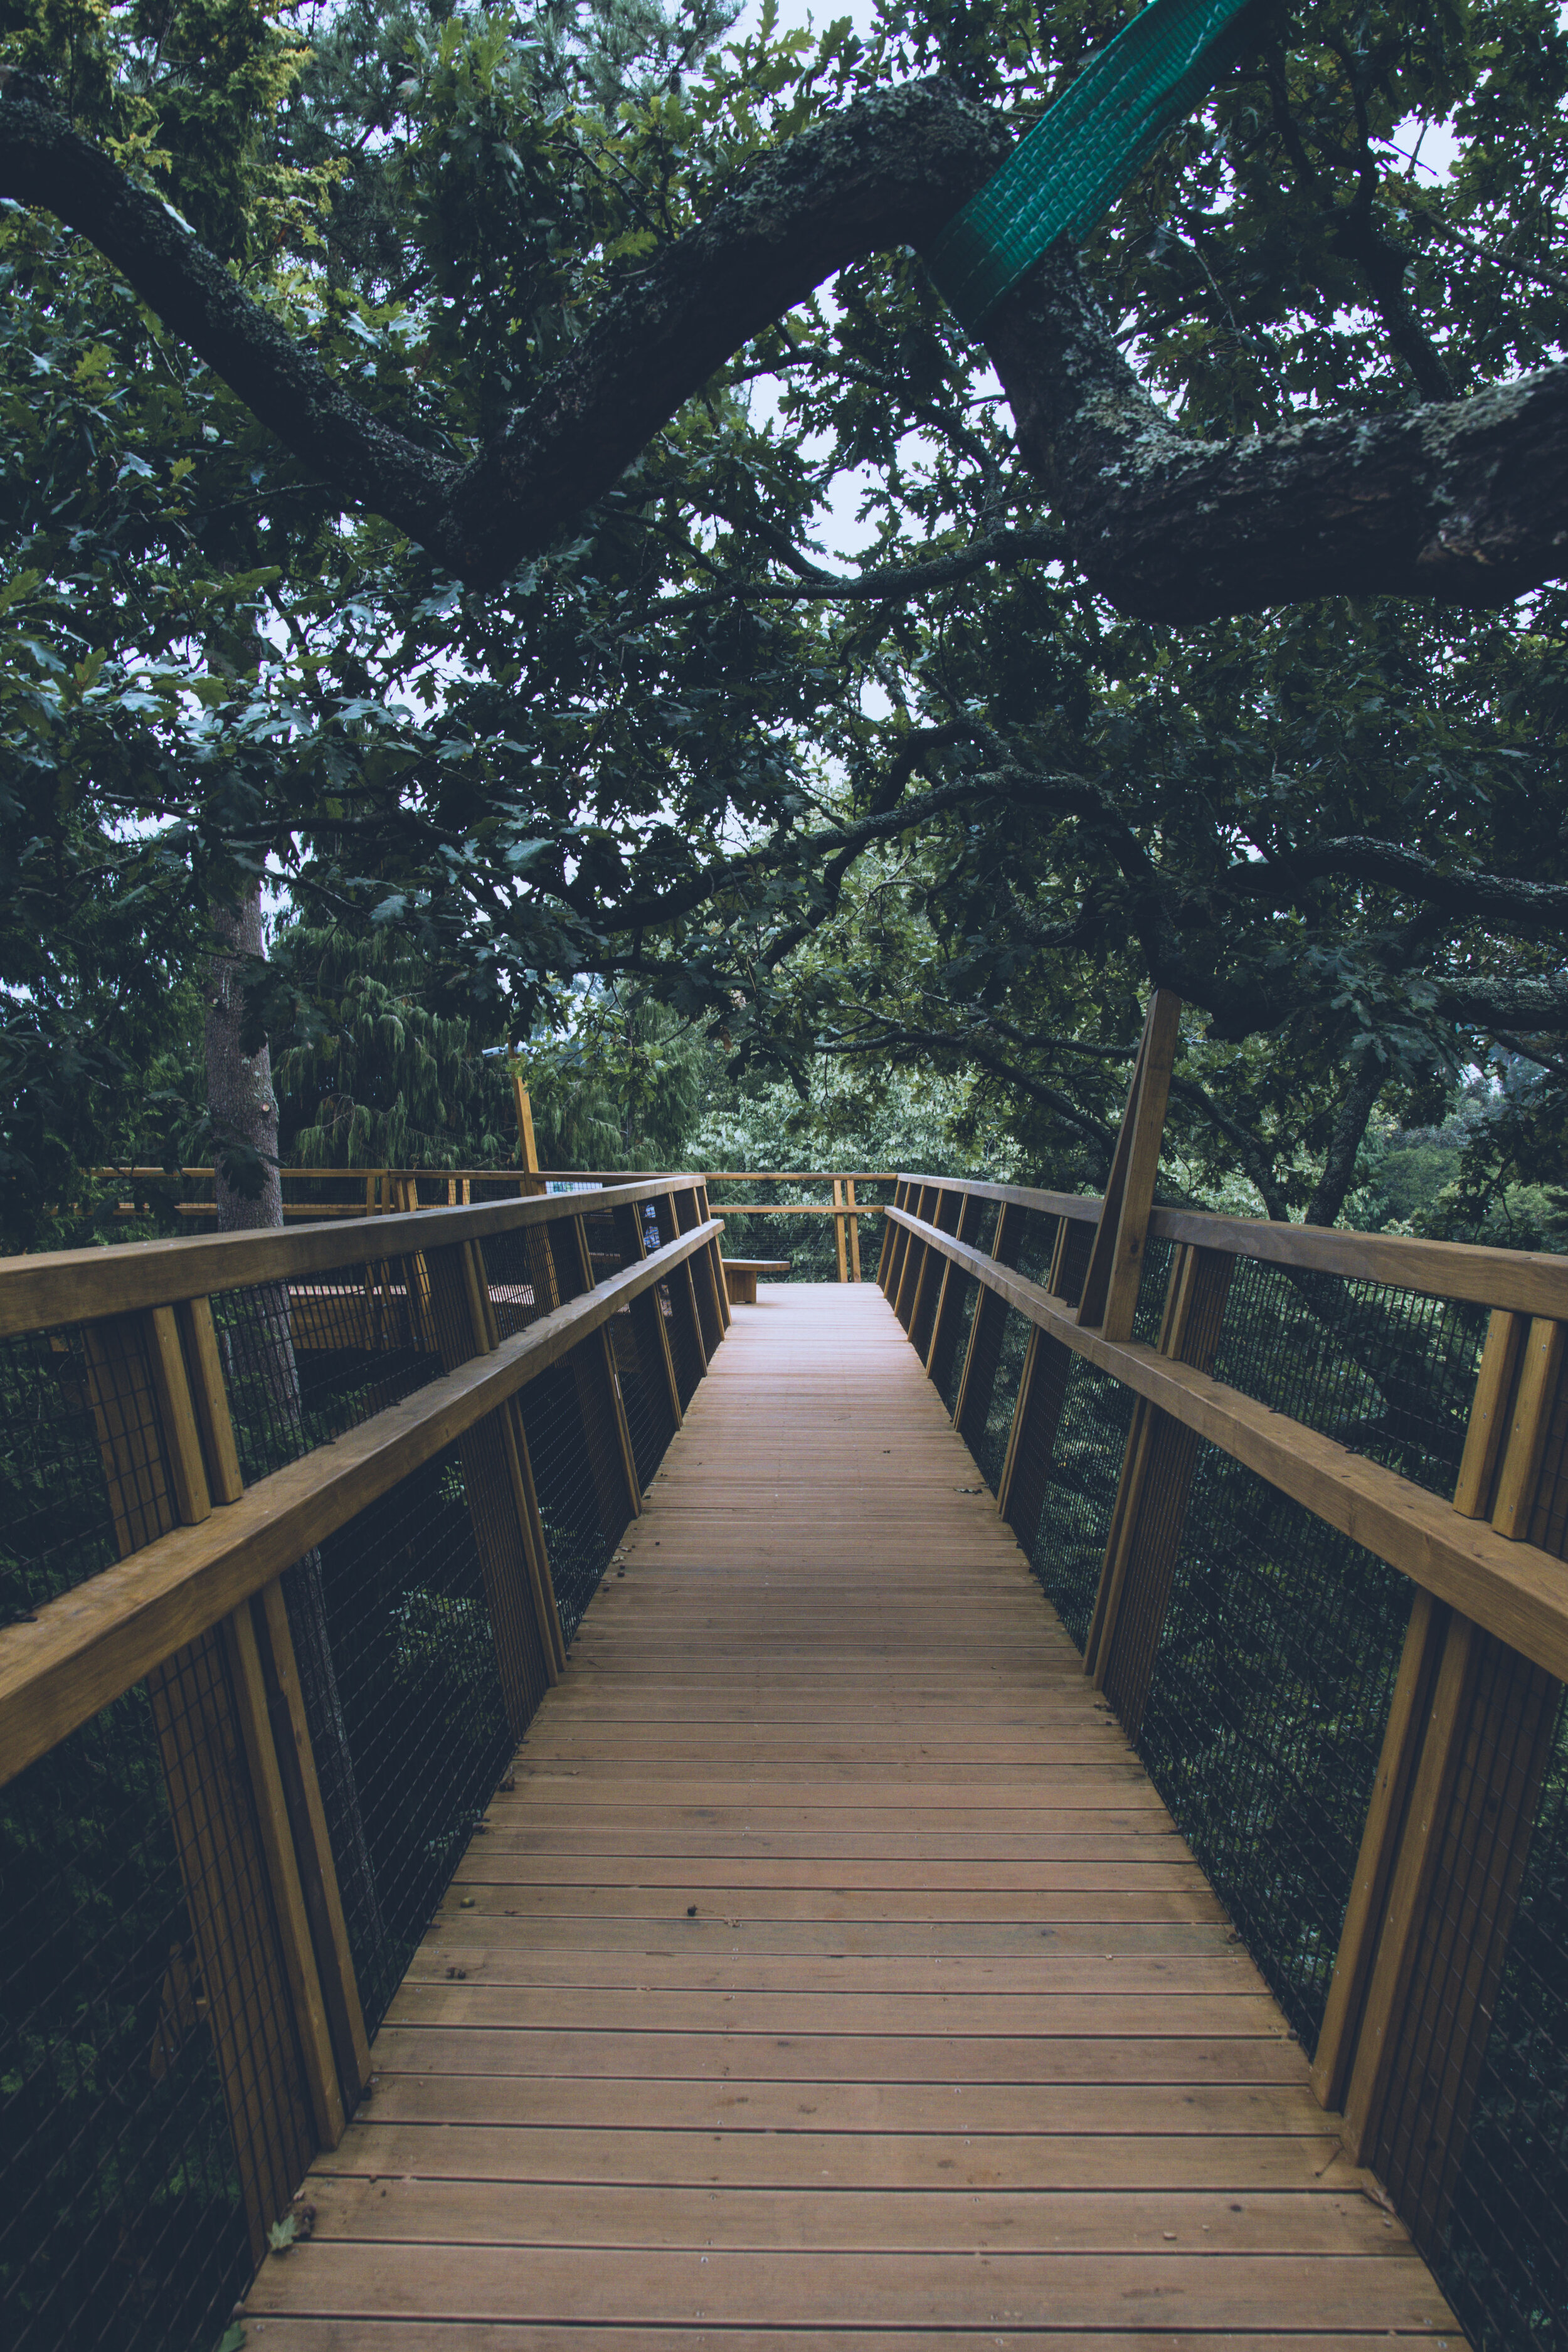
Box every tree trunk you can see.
[206,883,388,2010]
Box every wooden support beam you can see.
[1078,991,1181,1340]
[1453,1310,1526,1518]
[425,1244,558,1732]
[694,1181,732,1329]
[833,1179,849,1285]
[847,1179,862,1284]
[1341,1609,1478,2161]
[891,1185,931,1328]
[613,1200,684,1442]
[908,1189,960,1359]
[1311,1587,1448,2114]
[253,1577,372,2097]
[953,1201,1027,1449]
[82,1314,320,2261]
[1491,1316,1564,1537]
[924,1194,988,1394]
[993,1217,1093,1545]
[177,1296,244,1505]
[222,1597,346,2148]
[876,1180,906,1290]
[1084,1246,1233,1714]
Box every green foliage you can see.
[272,920,515,1167]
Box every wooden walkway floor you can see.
[248,1283,1461,2351]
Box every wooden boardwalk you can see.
[248,1283,1461,2351]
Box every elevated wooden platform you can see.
[246,1283,1460,2349]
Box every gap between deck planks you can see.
[246,1281,1464,2351]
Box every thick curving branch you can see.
[983,244,1568,620]
[0,83,1005,584]
[6,83,1567,612]
[1217,834,1568,930]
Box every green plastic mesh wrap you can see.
[926,0,1257,332]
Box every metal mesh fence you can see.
[1,1643,313,2352]
[517,1352,622,1647]
[1136,1443,1412,2045]
[1210,1258,1490,1497]
[1432,1674,1568,2352]
[1024,1354,1138,1654]
[936,1276,978,1417]
[0,1324,134,1618]
[300,1442,516,2035]
[477,1219,556,1340]
[214,1259,442,1485]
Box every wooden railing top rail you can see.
[0,1216,722,1789]
[0,1175,703,1339]
[886,1201,1568,1688]
[896,1171,1568,1319]
[94,1165,896,1183]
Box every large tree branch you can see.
[8,84,1567,613]
[1220,835,1568,931]
[659,525,1062,613]
[982,244,1568,620]
[0,82,1006,583]
[1434,972,1568,1030]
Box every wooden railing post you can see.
[952,1202,1027,1448]
[80,1311,329,2256]
[694,1179,731,1331]
[924,1192,988,1392]
[677,1183,728,1350]
[426,1240,565,1723]
[653,1189,709,1404]
[613,1199,684,1441]
[891,1184,932,1325]
[1082,1244,1233,1708]
[545,1214,643,1539]
[847,1179,862,1283]
[994,1217,1095,1544]
[1323,1310,1567,2261]
[1077,990,1180,1339]
[177,1299,371,2107]
[876,1180,905,1290]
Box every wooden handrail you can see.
[885,1203,1568,1685]
[0,1177,692,1337]
[0,1216,722,1788]
[896,1171,1568,1318]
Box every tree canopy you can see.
[1,0,1566,1246]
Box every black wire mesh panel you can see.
[1380,1650,1567,2352]
[213,1256,442,1485]
[1,1642,315,2352]
[474,1217,556,1342]
[302,1444,516,2034]
[607,1303,667,1493]
[0,1322,149,1619]
[1210,1257,1490,1497]
[1135,1444,1411,2047]
[1131,1236,1176,1344]
[1021,1353,1138,1653]
[516,1350,619,1647]
[936,1277,978,1419]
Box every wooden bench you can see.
[722,1257,792,1305]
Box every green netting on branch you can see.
[926,0,1258,332]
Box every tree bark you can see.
[8,83,1567,617]
[204,886,283,1231]
[205,882,387,2006]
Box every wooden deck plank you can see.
[243,1283,1461,2345]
